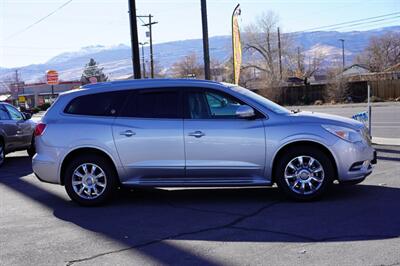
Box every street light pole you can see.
[200,0,210,80]
[128,0,141,79]
[139,42,148,78]
[339,39,345,70]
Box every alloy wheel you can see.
[284,155,325,195]
[72,163,107,200]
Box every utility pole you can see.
[128,0,141,79]
[339,39,345,70]
[200,0,210,80]
[277,27,282,80]
[139,14,158,78]
[297,47,301,73]
[139,42,148,78]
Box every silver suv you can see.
[32,79,376,205]
[0,103,36,166]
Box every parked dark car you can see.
[0,102,36,166]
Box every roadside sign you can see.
[89,77,98,84]
[18,96,26,103]
[46,70,59,85]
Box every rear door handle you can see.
[188,131,205,138]
[120,130,136,137]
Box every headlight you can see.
[322,125,363,143]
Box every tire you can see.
[27,136,36,157]
[275,146,334,201]
[0,140,5,167]
[64,154,118,206]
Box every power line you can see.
[3,0,74,41]
[296,12,400,33]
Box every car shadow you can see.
[1,155,400,264]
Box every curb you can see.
[372,137,400,146]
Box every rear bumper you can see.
[32,153,61,184]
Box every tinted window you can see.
[4,105,23,121]
[65,91,128,116]
[186,90,244,119]
[0,105,10,120]
[121,90,181,119]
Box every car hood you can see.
[291,111,364,130]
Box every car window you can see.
[64,91,129,116]
[120,90,182,119]
[0,105,10,120]
[186,90,244,119]
[4,105,23,121]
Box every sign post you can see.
[368,83,372,137]
[46,70,59,102]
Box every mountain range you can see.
[1,25,399,84]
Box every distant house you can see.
[308,74,328,85]
[342,64,370,76]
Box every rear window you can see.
[64,91,129,116]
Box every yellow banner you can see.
[232,9,242,85]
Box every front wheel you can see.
[275,146,334,201]
[64,154,117,206]
[27,136,35,157]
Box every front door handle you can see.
[120,130,136,137]
[188,131,205,138]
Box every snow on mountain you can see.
[1,26,399,83]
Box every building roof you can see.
[0,81,10,94]
[384,63,400,72]
[343,64,370,72]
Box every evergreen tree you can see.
[80,58,108,84]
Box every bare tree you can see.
[242,11,297,100]
[356,32,400,72]
[171,53,203,78]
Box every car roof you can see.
[81,78,227,90]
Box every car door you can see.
[4,104,32,149]
[112,88,185,180]
[0,104,18,151]
[183,88,266,178]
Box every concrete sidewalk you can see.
[373,137,400,146]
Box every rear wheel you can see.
[275,146,334,201]
[0,140,5,167]
[64,154,117,206]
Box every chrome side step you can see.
[122,177,272,187]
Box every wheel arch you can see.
[60,147,120,186]
[271,140,338,183]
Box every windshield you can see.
[230,85,290,114]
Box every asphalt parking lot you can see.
[1,146,399,266]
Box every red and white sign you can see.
[46,70,59,85]
[89,77,98,84]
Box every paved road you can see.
[291,102,400,138]
[1,148,400,266]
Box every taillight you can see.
[34,123,47,136]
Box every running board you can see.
[122,177,272,187]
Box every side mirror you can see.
[23,112,32,120]
[236,105,255,118]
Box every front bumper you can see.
[331,139,376,183]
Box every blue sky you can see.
[1,0,399,68]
